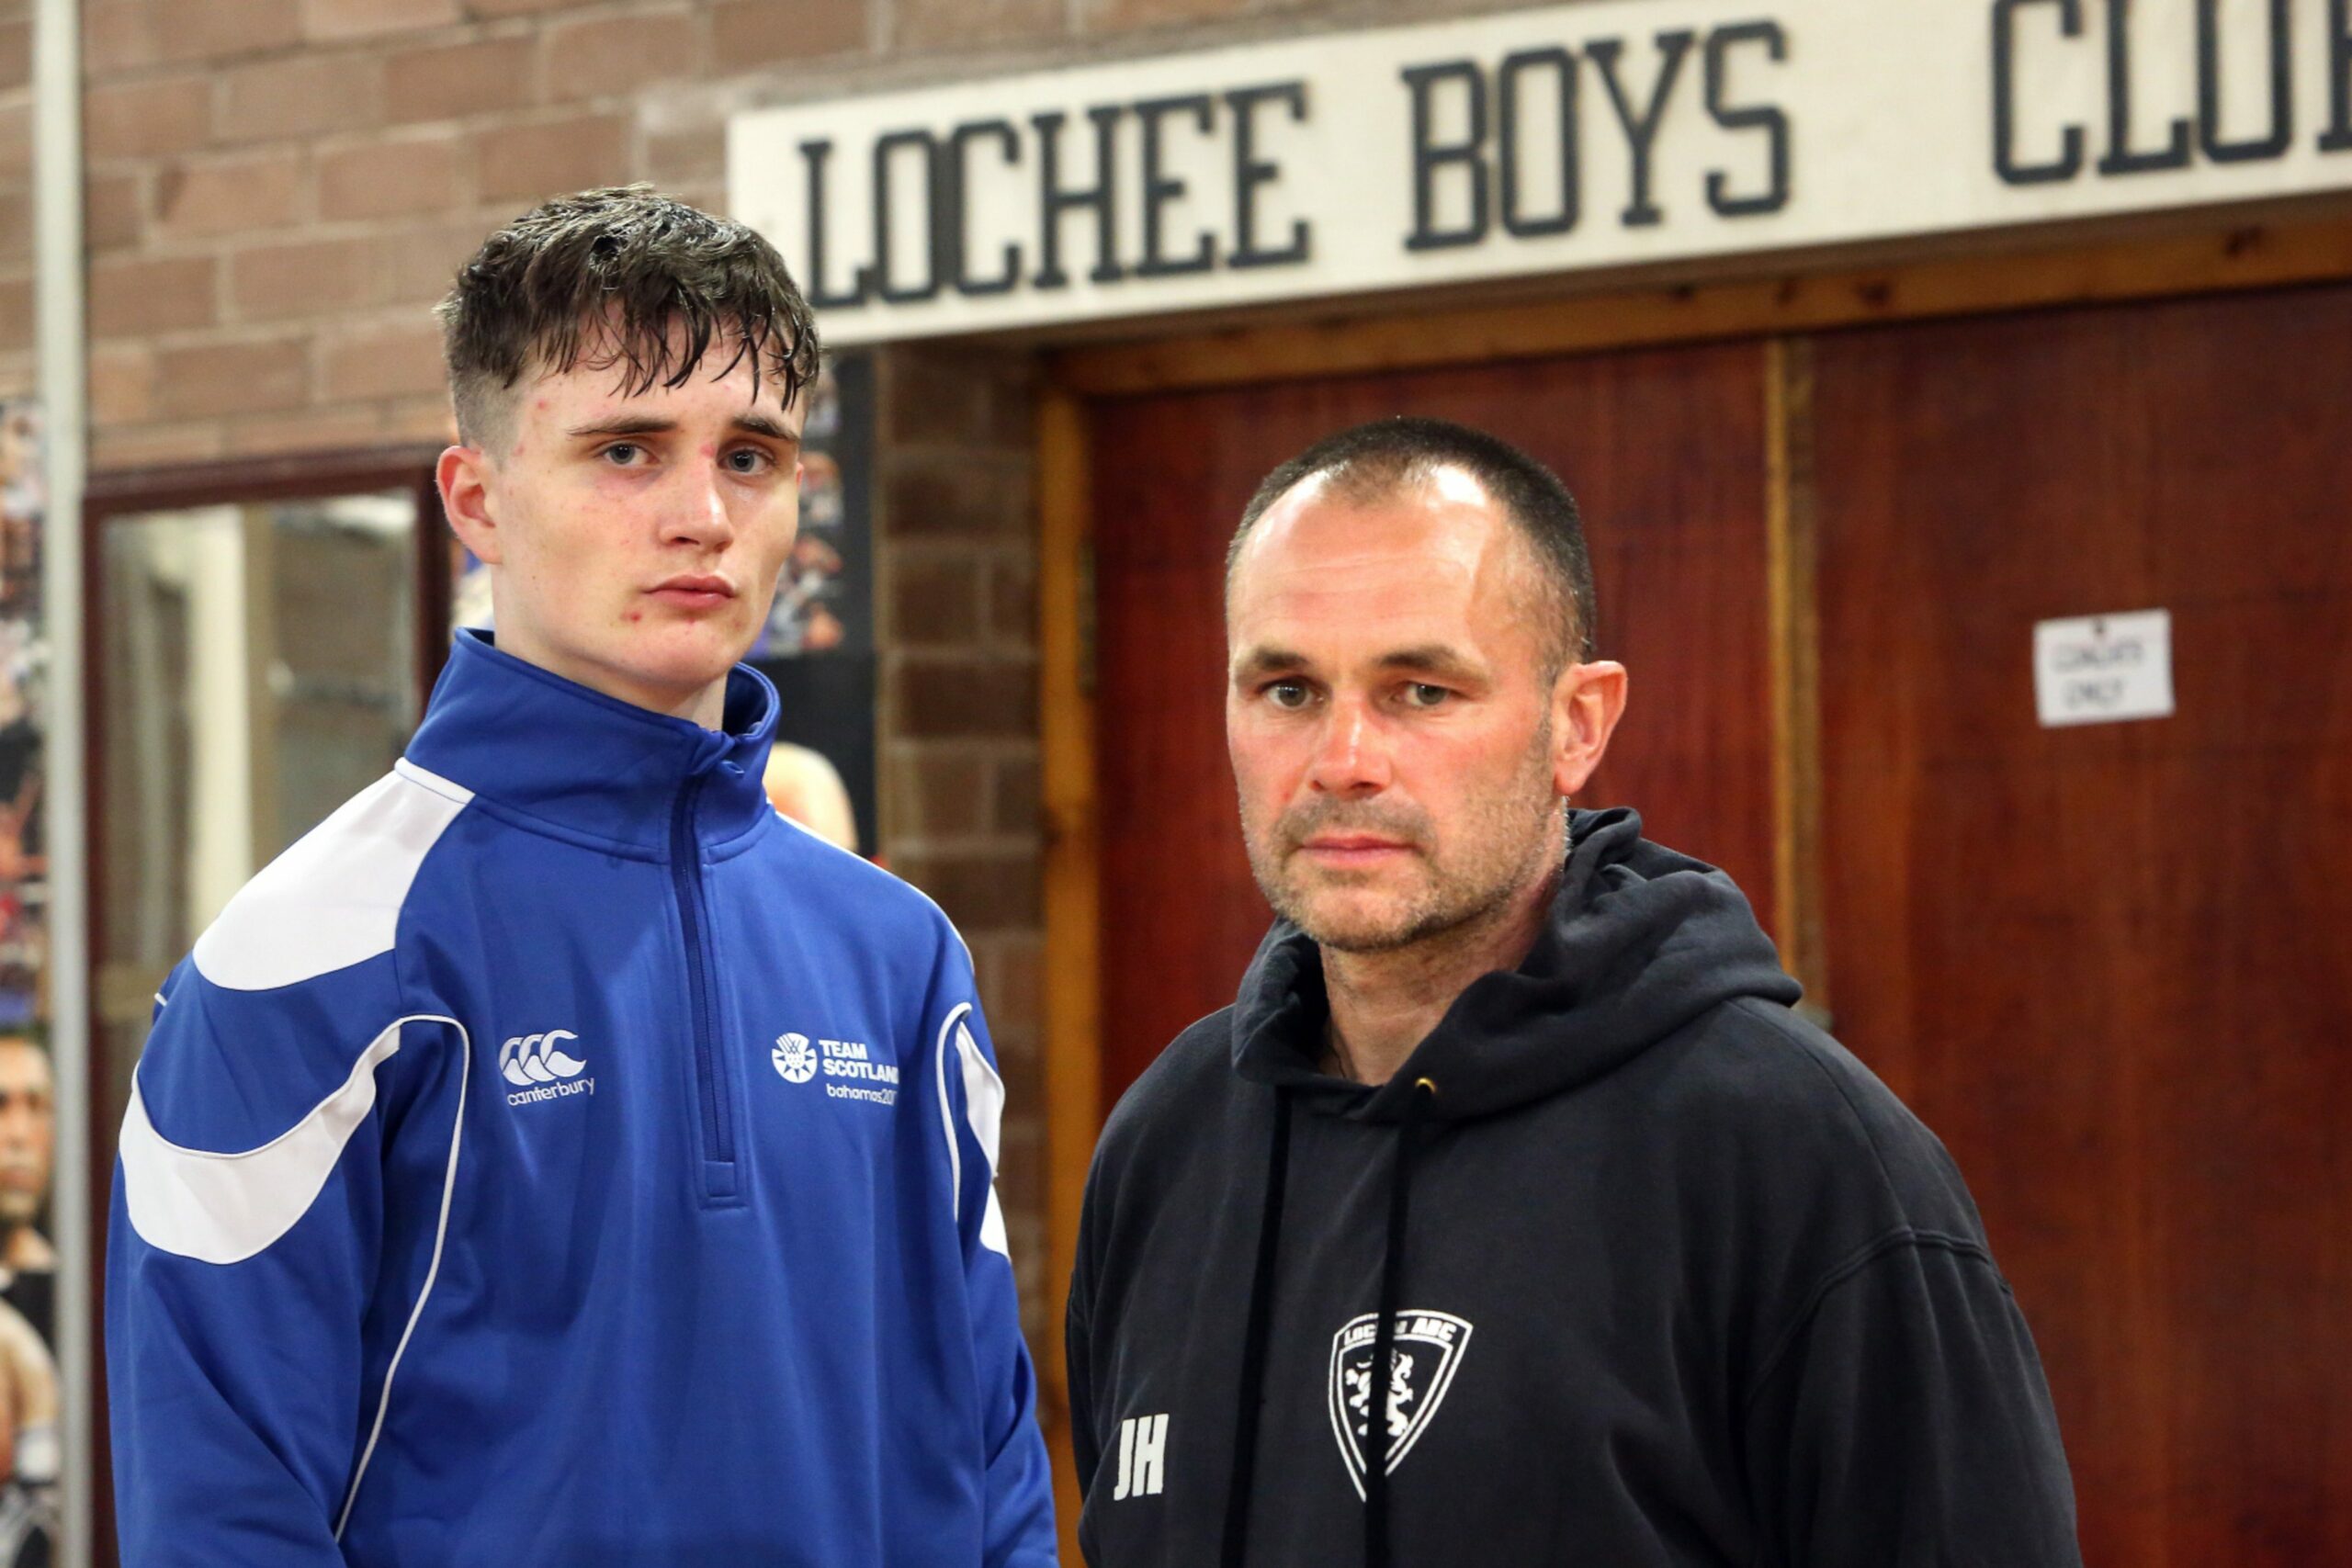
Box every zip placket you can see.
[671,762,739,1204]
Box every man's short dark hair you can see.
[438,186,820,448]
[1228,416,1598,671]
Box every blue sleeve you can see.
[105,959,454,1566]
[927,931,1059,1567]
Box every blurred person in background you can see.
[0,1293,54,1567]
[107,187,1054,1568]
[0,1039,51,1346]
[0,1037,53,1567]
[764,740,858,853]
[1067,417,2079,1567]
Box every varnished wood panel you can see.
[1036,389,1098,1568]
[1815,284,2352,1566]
[1053,209,2352,397]
[1088,341,1777,1114]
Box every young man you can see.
[1066,418,2081,1566]
[107,188,1056,1566]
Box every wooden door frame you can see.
[1032,203,2352,1545]
[80,445,446,1567]
[82,444,450,1056]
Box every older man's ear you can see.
[1551,660,1628,800]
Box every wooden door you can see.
[1813,283,2352,1564]
[1087,341,1778,1113]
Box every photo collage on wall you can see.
[0,400,62,1566]
[747,354,877,860]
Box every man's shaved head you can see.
[1228,417,1598,677]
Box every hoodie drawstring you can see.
[1364,1077,1436,1568]
[1221,1088,1293,1568]
[1221,1077,1439,1568]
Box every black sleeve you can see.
[1741,1232,2084,1568]
[1065,1261,1100,1500]
[1066,1181,1108,1568]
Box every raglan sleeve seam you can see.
[392,786,484,998]
[1739,998,1913,1205]
[917,912,975,1236]
[1735,998,2020,1402]
[1737,1227,2010,1419]
[388,803,482,1079]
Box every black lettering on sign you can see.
[1134,94,1218,278]
[2328,0,2352,149]
[2055,638,2144,671]
[1033,106,1125,290]
[1703,21,1790,216]
[1498,47,1578,238]
[945,120,1022,297]
[1402,61,1489,250]
[1589,30,1696,227]
[871,129,944,305]
[798,139,873,309]
[2098,0,2192,175]
[1227,82,1313,269]
[2198,0,2292,163]
[1993,0,2086,185]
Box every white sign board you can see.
[729,0,2352,344]
[2034,609,2176,727]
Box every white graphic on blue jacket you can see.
[500,1030,585,1085]
[107,631,1056,1567]
[773,1031,819,1083]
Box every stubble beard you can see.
[1243,718,1564,955]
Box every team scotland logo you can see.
[1327,1310,1474,1498]
[772,1032,819,1083]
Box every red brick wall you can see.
[72,0,1562,460]
[876,344,1048,1330]
[77,0,752,465]
[62,0,1556,1359]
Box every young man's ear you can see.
[1550,660,1629,799]
[438,444,503,566]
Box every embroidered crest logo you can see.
[772,1032,819,1084]
[1326,1310,1474,1499]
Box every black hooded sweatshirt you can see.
[1067,810,2080,1567]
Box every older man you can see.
[1066,417,2080,1567]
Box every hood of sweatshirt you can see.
[1227,807,1803,1125]
[1071,810,2073,1568]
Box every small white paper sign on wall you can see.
[2033,610,2175,728]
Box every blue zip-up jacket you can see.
[107,631,1057,1566]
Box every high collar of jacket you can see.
[1229,807,1804,1125]
[405,629,780,857]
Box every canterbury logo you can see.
[500,1030,586,1087]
